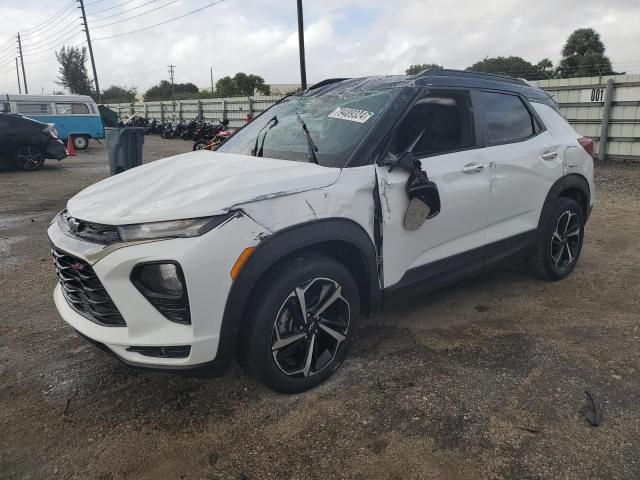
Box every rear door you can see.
[376,89,492,288]
[474,91,563,244]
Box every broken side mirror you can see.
[404,168,441,230]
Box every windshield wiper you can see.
[295,112,319,165]
[252,115,278,157]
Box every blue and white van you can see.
[1,94,104,150]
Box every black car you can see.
[0,112,67,171]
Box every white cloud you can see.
[1,0,639,95]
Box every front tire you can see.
[529,197,584,281]
[242,254,359,393]
[13,145,45,171]
[72,135,89,150]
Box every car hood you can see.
[67,151,341,225]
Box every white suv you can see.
[49,70,594,393]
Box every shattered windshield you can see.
[217,89,400,167]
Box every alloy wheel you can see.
[15,146,43,170]
[550,210,581,272]
[271,278,350,378]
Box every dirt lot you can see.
[1,136,639,480]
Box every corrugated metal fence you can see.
[537,74,640,161]
[105,95,283,129]
[107,77,640,161]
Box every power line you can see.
[0,36,16,51]
[21,19,83,50]
[93,0,224,41]
[21,6,78,39]
[87,1,135,16]
[21,31,84,57]
[86,0,110,5]
[0,48,19,65]
[24,40,87,66]
[22,1,76,34]
[90,0,163,22]
[92,0,178,29]
[0,64,16,76]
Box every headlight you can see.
[117,214,234,241]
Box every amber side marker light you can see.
[230,247,254,280]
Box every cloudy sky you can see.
[0,0,639,95]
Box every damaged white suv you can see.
[49,70,594,392]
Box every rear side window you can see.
[17,103,51,115]
[56,103,90,115]
[477,92,535,144]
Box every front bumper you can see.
[48,213,264,371]
[46,139,67,161]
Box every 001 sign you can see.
[590,88,605,102]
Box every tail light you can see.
[578,137,594,156]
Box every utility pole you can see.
[296,0,307,90]
[15,57,21,94]
[16,33,28,94]
[210,66,214,95]
[78,0,102,103]
[168,64,175,96]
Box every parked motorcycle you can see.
[193,121,232,151]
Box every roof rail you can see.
[416,69,528,86]
[308,78,351,90]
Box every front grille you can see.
[52,247,126,327]
[57,210,120,245]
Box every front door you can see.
[376,89,492,288]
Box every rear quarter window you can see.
[477,92,536,144]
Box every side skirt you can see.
[383,230,537,304]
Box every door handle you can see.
[462,163,485,174]
[541,151,558,160]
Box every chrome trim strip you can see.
[47,221,153,265]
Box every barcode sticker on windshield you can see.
[328,107,374,123]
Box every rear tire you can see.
[72,135,89,150]
[529,197,584,281]
[13,145,45,171]
[242,254,359,393]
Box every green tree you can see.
[405,63,443,75]
[55,46,94,96]
[102,85,137,103]
[142,80,199,101]
[466,56,549,80]
[558,28,616,78]
[214,76,236,97]
[214,73,271,97]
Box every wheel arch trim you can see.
[215,217,381,366]
[539,174,591,228]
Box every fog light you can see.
[131,262,190,324]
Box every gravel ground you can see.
[1,137,639,480]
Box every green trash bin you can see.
[105,127,146,175]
